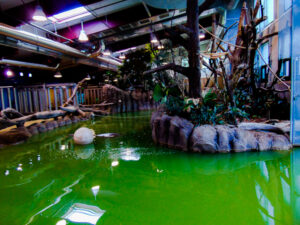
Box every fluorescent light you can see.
[33,5,47,22]
[28,73,32,77]
[48,7,91,24]
[19,72,24,77]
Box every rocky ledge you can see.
[151,111,292,153]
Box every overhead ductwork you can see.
[0,23,122,71]
[0,59,60,71]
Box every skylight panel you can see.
[48,6,91,24]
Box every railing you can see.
[0,84,156,114]
[0,83,77,114]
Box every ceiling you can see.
[0,0,237,83]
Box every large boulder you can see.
[158,114,172,146]
[168,116,194,151]
[232,128,258,152]
[150,112,292,153]
[73,127,95,145]
[215,125,235,153]
[191,125,218,153]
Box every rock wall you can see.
[151,112,292,153]
[0,113,94,147]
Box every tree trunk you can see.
[187,0,201,98]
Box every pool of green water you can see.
[0,111,299,225]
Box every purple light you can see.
[5,69,14,77]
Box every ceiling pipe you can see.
[0,59,60,71]
[0,23,122,69]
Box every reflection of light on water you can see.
[120,148,140,161]
[56,219,67,225]
[111,160,119,167]
[60,145,67,150]
[255,182,274,225]
[4,170,9,176]
[281,176,291,204]
[25,175,84,225]
[62,203,105,225]
[91,185,100,198]
[256,161,269,182]
[17,164,23,171]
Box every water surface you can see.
[0,112,299,225]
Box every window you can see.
[255,0,274,31]
[261,65,268,82]
[279,58,291,80]
[255,42,269,82]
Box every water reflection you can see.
[0,113,299,225]
[62,203,105,225]
[74,144,95,159]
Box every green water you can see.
[0,111,299,225]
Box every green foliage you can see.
[153,84,248,125]
[118,47,154,90]
[234,86,290,119]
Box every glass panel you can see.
[291,0,300,144]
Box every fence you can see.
[0,84,156,114]
[0,83,77,114]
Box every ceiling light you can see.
[103,50,111,56]
[119,54,126,60]
[150,33,158,44]
[158,44,164,50]
[28,73,32,78]
[54,71,62,78]
[79,21,89,42]
[5,69,14,77]
[32,5,47,22]
[19,72,24,77]
[199,32,205,40]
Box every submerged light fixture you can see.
[54,71,62,78]
[79,21,89,42]
[32,4,47,22]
